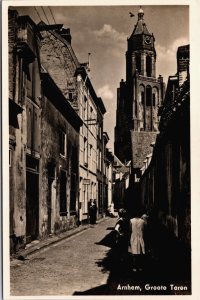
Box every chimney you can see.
[177,44,189,86]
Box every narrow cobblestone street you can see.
[10,216,191,296]
[10,218,116,296]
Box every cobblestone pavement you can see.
[10,216,191,296]
[10,218,117,296]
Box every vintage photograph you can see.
[4,2,192,297]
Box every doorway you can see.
[26,170,39,242]
[47,178,53,234]
[47,162,56,234]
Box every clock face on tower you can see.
[144,36,151,45]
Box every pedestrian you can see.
[129,212,148,272]
[89,199,97,224]
[114,208,129,262]
[107,202,115,217]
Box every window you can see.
[60,170,67,215]
[99,150,102,171]
[146,56,152,77]
[135,98,137,116]
[59,130,67,157]
[152,87,159,106]
[27,107,32,149]
[70,173,76,212]
[146,86,152,106]
[92,148,96,172]
[69,92,73,100]
[26,104,40,153]
[26,155,39,172]
[98,182,103,213]
[153,93,156,106]
[136,54,141,73]
[47,162,55,179]
[99,125,102,139]
[97,148,99,170]
[89,144,93,169]
[90,144,92,156]
[84,137,88,166]
[84,96,87,121]
[141,91,145,105]
[90,106,93,120]
[82,185,87,213]
[26,61,36,101]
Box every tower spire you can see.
[138,6,144,20]
[131,6,150,36]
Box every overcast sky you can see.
[13,5,189,151]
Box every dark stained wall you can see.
[39,30,79,110]
[140,79,190,248]
[40,94,80,236]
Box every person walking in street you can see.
[129,213,148,272]
[114,208,129,262]
[89,199,97,224]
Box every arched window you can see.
[141,91,145,105]
[152,87,159,106]
[139,84,145,105]
[135,99,137,116]
[146,86,152,106]
[152,93,155,106]
[138,85,145,130]
[136,54,141,73]
[146,56,152,77]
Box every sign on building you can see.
[83,179,90,185]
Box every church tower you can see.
[115,7,165,165]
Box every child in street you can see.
[129,213,148,272]
[114,209,129,262]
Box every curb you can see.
[12,217,111,262]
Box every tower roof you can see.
[132,7,151,35]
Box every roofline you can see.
[164,75,178,101]
[39,22,80,68]
[17,14,42,39]
[37,23,63,31]
[18,15,36,29]
[75,66,105,112]
[177,44,190,52]
[97,97,106,115]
